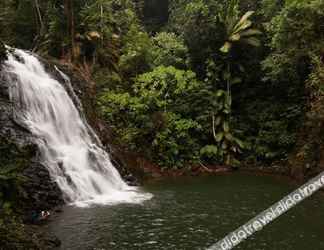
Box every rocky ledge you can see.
[0,61,64,214]
[0,49,63,249]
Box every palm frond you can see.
[241,37,261,47]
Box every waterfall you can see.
[3,48,151,207]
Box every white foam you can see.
[5,48,152,206]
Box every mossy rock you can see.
[0,136,37,211]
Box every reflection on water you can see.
[45,173,324,249]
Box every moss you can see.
[0,214,40,250]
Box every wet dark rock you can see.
[1,52,144,212]
[1,58,64,249]
[0,61,64,214]
[125,174,139,186]
[0,41,7,63]
[21,162,64,212]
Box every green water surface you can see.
[46,172,324,249]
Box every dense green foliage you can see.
[99,66,203,168]
[1,0,323,170]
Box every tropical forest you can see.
[0,0,324,249]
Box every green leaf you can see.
[225,132,234,141]
[223,108,230,114]
[229,33,240,41]
[240,29,262,37]
[215,132,224,142]
[216,90,225,97]
[234,20,252,34]
[200,145,218,157]
[232,158,241,167]
[223,121,230,133]
[234,11,255,31]
[215,116,222,126]
[223,70,231,80]
[242,37,261,47]
[231,77,242,85]
[234,138,245,149]
[3,202,11,210]
[220,41,232,53]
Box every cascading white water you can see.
[4,48,151,207]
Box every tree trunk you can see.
[32,0,45,51]
[64,0,75,62]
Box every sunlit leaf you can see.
[229,33,240,41]
[234,11,254,31]
[220,41,232,53]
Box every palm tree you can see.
[219,0,262,54]
[218,0,262,101]
[209,0,261,165]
